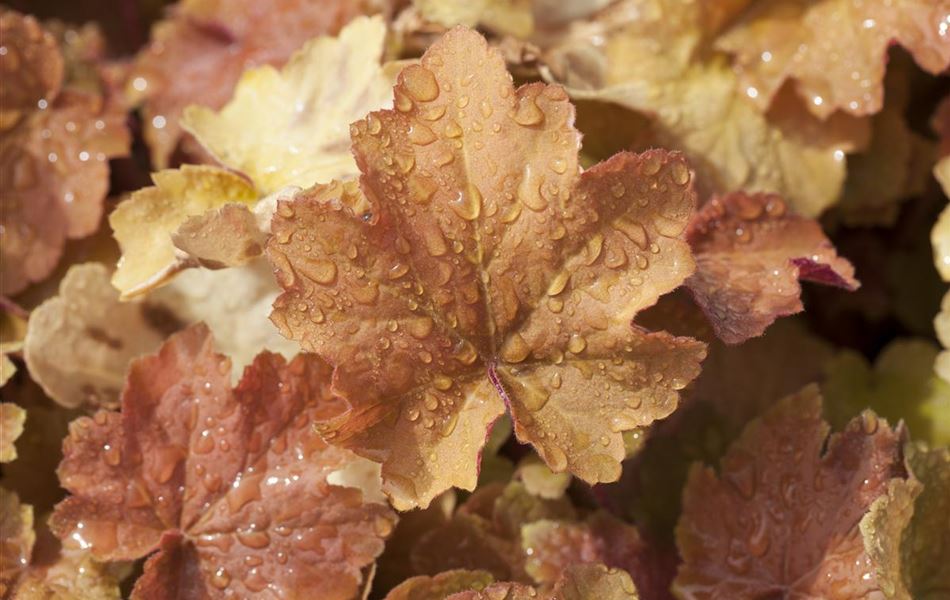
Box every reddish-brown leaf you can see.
[674,385,906,599]
[128,0,386,167]
[1,78,128,295]
[716,0,950,118]
[686,192,858,344]
[50,324,394,599]
[0,10,63,129]
[267,27,706,510]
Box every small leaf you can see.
[0,488,35,596]
[384,569,495,600]
[0,403,26,463]
[109,165,257,299]
[686,191,858,344]
[24,263,167,409]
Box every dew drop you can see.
[402,65,440,101]
[513,95,544,126]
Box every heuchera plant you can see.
[1,1,949,599]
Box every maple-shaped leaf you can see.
[0,10,63,129]
[181,16,397,195]
[127,0,385,168]
[267,27,705,510]
[686,191,858,343]
[50,324,395,599]
[24,263,168,410]
[0,402,26,463]
[674,384,906,599]
[861,442,950,599]
[0,488,35,596]
[822,339,950,447]
[715,0,950,119]
[540,0,869,217]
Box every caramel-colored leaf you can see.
[686,191,858,343]
[935,291,950,383]
[384,569,495,600]
[24,263,167,410]
[268,27,705,509]
[149,259,300,374]
[515,454,570,500]
[522,513,662,598]
[837,65,934,227]
[0,403,26,463]
[446,564,639,600]
[544,1,869,216]
[182,16,396,194]
[0,11,63,129]
[822,339,950,447]
[0,488,35,596]
[50,324,395,598]
[11,549,122,600]
[716,0,950,118]
[674,385,906,598]
[128,0,383,167]
[860,442,950,599]
[109,165,257,298]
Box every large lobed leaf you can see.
[267,26,706,510]
[50,324,395,599]
[674,385,907,598]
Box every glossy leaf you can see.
[674,385,906,598]
[716,0,950,118]
[268,27,705,509]
[51,324,395,599]
[686,191,858,343]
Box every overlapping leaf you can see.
[674,385,906,598]
[540,0,869,216]
[24,263,168,409]
[823,339,950,446]
[716,0,950,118]
[0,11,63,129]
[111,16,399,299]
[267,27,705,509]
[686,191,858,343]
[51,324,395,598]
[862,442,950,598]
[149,260,302,373]
[0,10,129,296]
[0,489,35,596]
[0,403,26,464]
[387,564,640,600]
[126,0,385,167]
[181,16,397,194]
[109,165,258,298]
